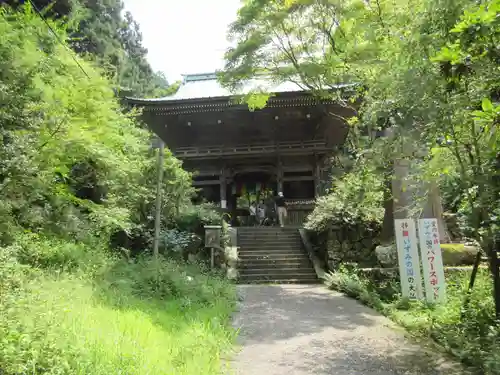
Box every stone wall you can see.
[309,223,381,271]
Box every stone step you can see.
[238,230,300,235]
[240,267,316,276]
[238,244,303,250]
[238,230,300,236]
[238,237,301,241]
[239,248,306,254]
[239,255,308,262]
[238,239,301,244]
[238,233,300,239]
[239,258,309,264]
[237,240,302,247]
[239,260,313,269]
[238,251,307,258]
[238,227,298,233]
[239,246,304,251]
[239,272,318,282]
[238,278,321,285]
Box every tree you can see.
[5,0,173,97]
[222,0,452,242]
[224,0,500,315]
[0,3,193,249]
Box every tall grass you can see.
[0,237,237,375]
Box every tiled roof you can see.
[126,72,355,104]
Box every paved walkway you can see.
[226,285,471,375]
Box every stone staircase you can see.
[237,227,319,284]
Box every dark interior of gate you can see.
[127,73,352,227]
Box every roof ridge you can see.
[182,72,217,83]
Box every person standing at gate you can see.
[249,201,257,226]
[275,192,287,227]
[257,199,266,225]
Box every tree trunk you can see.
[421,180,451,243]
[380,164,395,244]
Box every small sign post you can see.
[204,225,222,269]
[418,218,447,303]
[395,219,423,300]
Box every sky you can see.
[122,0,241,83]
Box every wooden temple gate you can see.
[127,73,351,226]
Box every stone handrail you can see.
[225,226,238,281]
[298,228,326,280]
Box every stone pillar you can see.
[390,132,450,242]
[392,157,413,219]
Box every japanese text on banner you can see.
[395,219,423,300]
[418,218,446,303]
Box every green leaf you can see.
[481,98,493,112]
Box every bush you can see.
[305,164,384,233]
[305,164,384,268]
[160,228,202,261]
[97,256,234,306]
[175,203,222,235]
[8,233,92,270]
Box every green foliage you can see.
[305,162,384,232]
[0,6,236,375]
[7,0,173,97]
[0,5,194,252]
[0,243,236,375]
[327,266,500,373]
[324,265,385,309]
[174,203,222,234]
[225,0,499,265]
[1,4,147,241]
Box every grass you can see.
[325,265,500,374]
[0,238,237,375]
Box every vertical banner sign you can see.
[418,219,447,303]
[395,219,423,300]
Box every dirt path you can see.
[226,285,471,375]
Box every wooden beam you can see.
[283,176,314,182]
[193,180,220,186]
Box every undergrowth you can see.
[326,265,500,374]
[0,236,237,375]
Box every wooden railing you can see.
[285,200,315,226]
[174,140,329,159]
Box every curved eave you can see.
[125,83,359,106]
[125,90,313,106]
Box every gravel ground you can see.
[225,284,473,375]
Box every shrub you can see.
[305,163,384,268]
[175,203,222,235]
[305,164,384,233]
[161,228,202,260]
[96,256,234,307]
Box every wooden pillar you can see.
[314,155,321,198]
[220,167,227,209]
[277,160,284,194]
